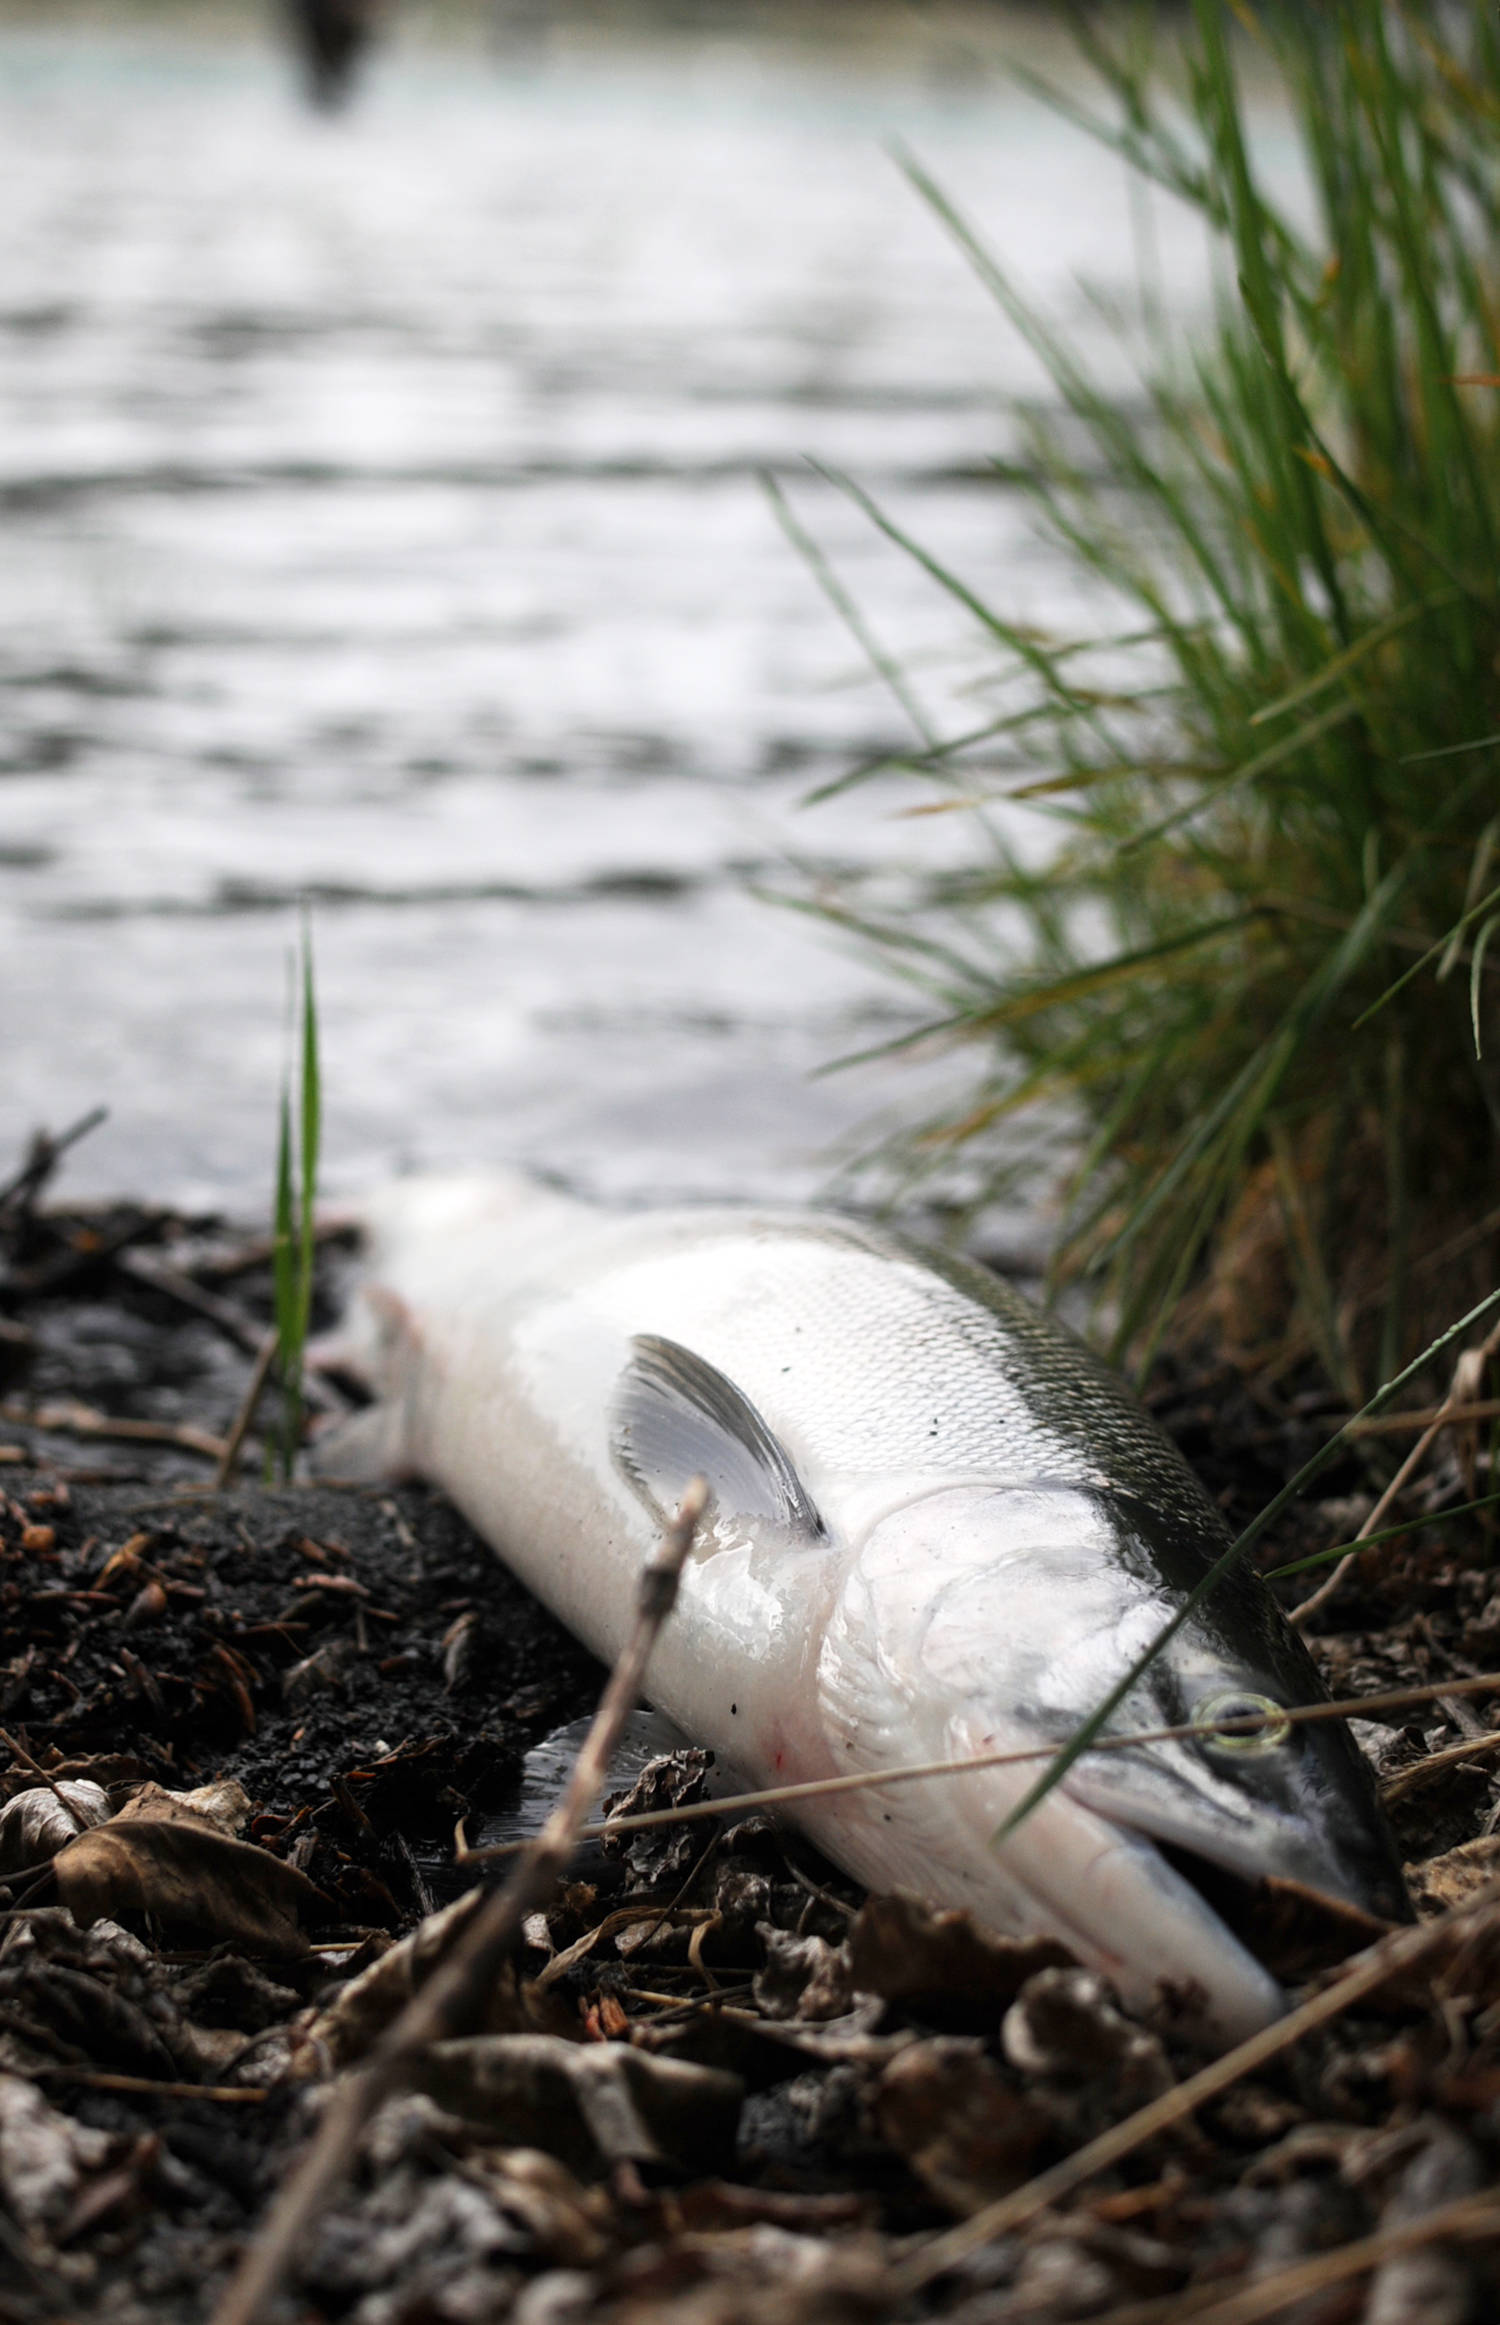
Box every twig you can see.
[1121,2188,1500,2325]
[457,1670,1500,1863]
[34,2068,268,2106]
[0,1399,227,1463]
[1382,1728,1500,1805]
[119,1250,343,1416]
[889,1877,1500,2298]
[186,1215,354,1284]
[0,1728,88,1824]
[1293,1316,1500,1628]
[1348,1398,1500,1433]
[212,1332,279,1492]
[116,1248,269,1358]
[208,1477,707,2325]
[0,1106,108,1216]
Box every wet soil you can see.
[3,1190,1500,2325]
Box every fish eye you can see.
[1194,1689,1292,1754]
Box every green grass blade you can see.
[1265,1490,1500,1581]
[1353,877,1500,1030]
[298,913,321,1348]
[762,470,936,750]
[267,912,323,1485]
[1248,596,1449,727]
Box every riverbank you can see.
[3,1187,1499,2324]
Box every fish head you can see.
[827,1481,1408,2041]
[1012,1485,1412,1927]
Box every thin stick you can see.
[0,1399,227,1464]
[1127,2189,1500,2325]
[0,1728,90,1824]
[1382,1727,1500,1804]
[889,1880,1500,2298]
[119,1251,343,1415]
[1294,1315,1500,1627]
[0,1105,108,1215]
[1347,1398,1500,1434]
[456,1669,1500,1863]
[1290,1421,1444,1627]
[208,1478,707,2325]
[116,1249,269,1359]
[35,2068,267,2106]
[212,1332,278,1492]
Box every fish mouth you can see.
[946,1768,1289,2048]
[1059,1757,1413,1934]
[1057,1823,1286,2045]
[1046,1779,1401,2034]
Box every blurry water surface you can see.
[0,6,1210,1224]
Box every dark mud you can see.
[3,1192,1500,2325]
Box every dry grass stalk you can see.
[0,1725,94,1824]
[459,1671,1500,1863]
[0,1397,228,1464]
[1382,1730,1500,1806]
[1131,2188,1500,2325]
[1292,1314,1500,1627]
[211,1330,278,1492]
[208,1477,708,2325]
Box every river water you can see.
[0,6,1211,1230]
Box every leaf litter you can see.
[2,1197,1500,2320]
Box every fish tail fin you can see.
[305,1395,413,1483]
[306,1282,420,1480]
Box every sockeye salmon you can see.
[320,1171,1409,2045]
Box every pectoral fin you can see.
[611,1334,825,1539]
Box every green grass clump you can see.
[270,915,321,1481]
[809,0,1500,1390]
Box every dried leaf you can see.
[150,1777,253,1837]
[307,1890,567,2069]
[1364,2118,1486,2325]
[414,2033,743,2177]
[0,1780,110,1872]
[282,1637,356,1705]
[601,1748,715,1889]
[874,2038,1053,2215]
[753,1926,855,2023]
[849,1890,1073,2016]
[0,1910,197,2080]
[475,2148,613,2268]
[52,1785,320,1953]
[1003,1968,1175,2142]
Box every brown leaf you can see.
[308,1891,541,2068]
[0,1781,111,1873]
[1002,1968,1177,2149]
[849,1890,1073,2017]
[601,1748,714,1889]
[414,2033,743,2177]
[52,1786,321,1954]
[752,1926,854,2023]
[875,2037,1053,2215]
[136,1777,252,1837]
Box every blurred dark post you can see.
[285,0,385,110]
